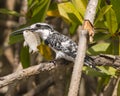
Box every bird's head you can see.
[12,23,54,40]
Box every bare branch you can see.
[112,77,120,96]
[0,62,56,88]
[103,78,117,96]
[68,29,88,96]
[92,54,120,69]
[23,77,54,96]
[84,0,98,24]
[0,54,120,89]
[68,0,98,96]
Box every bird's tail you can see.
[84,55,100,71]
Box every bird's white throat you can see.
[36,29,51,40]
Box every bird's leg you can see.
[49,59,57,64]
[49,58,72,65]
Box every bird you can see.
[11,23,97,69]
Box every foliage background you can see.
[0,0,120,96]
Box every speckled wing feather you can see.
[45,31,77,58]
[45,31,98,70]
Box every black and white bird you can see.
[11,23,96,69]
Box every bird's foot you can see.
[49,59,72,65]
[49,59,57,64]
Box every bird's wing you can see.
[45,32,99,70]
[45,32,78,58]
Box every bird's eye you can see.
[36,24,41,27]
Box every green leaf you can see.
[72,0,87,17]
[37,43,53,60]
[97,77,110,94]
[111,0,120,24]
[95,21,108,31]
[105,8,118,35]
[9,34,24,44]
[83,66,108,77]
[58,2,83,24]
[47,2,60,17]
[106,37,120,55]
[94,32,111,42]
[87,42,110,55]
[27,0,50,24]
[48,2,58,11]
[83,66,117,77]
[97,66,117,77]
[94,5,112,25]
[69,23,78,34]
[20,46,30,68]
[0,8,21,17]
[9,24,31,45]
[28,0,34,7]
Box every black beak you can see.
[10,27,32,36]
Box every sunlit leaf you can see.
[72,0,87,17]
[37,43,53,60]
[0,8,21,17]
[94,5,112,25]
[47,2,60,17]
[87,42,110,55]
[20,46,30,68]
[47,10,60,17]
[58,2,83,24]
[97,66,117,77]
[105,8,118,35]
[83,66,116,77]
[83,66,107,77]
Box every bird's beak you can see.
[10,27,32,36]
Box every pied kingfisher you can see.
[11,23,97,69]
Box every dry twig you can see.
[0,62,56,88]
[23,77,54,96]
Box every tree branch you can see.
[68,0,98,96]
[23,77,54,96]
[68,30,88,96]
[92,54,120,69]
[0,62,56,88]
[0,54,120,89]
[84,0,98,24]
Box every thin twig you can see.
[112,77,120,96]
[103,78,117,96]
[23,77,54,96]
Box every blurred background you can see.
[0,0,120,96]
